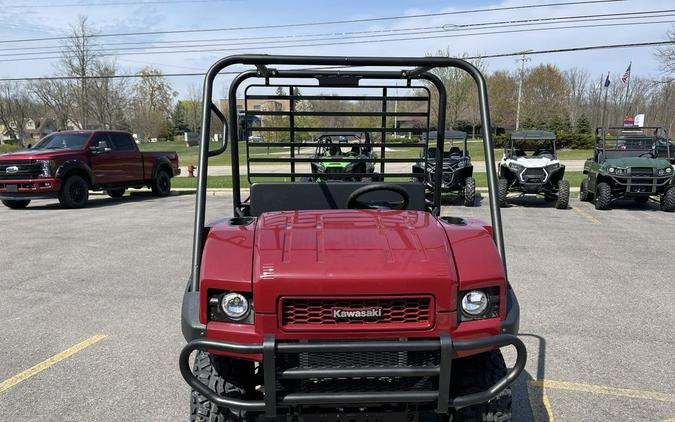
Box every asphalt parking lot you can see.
[1,192,674,421]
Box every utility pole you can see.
[515,51,532,130]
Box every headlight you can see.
[666,167,673,174]
[608,167,615,173]
[658,169,665,176]
[456,160,466,169]
[461,290,488,316]
[615,168,626,175]
[508,163,524,172]
[220,292,250,320]
[36,160,54,177]
[546,163,560,171]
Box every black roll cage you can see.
[191,55,505,291]
[595,126,671,162]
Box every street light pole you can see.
[515,51,531,130]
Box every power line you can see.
[1,18,672,63]
[1,8,671,55]
[0,41,669,82]
[0,0,627,44]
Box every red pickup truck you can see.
[0,130,180,209]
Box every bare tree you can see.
[31,79,72,130]
[60,16,100,129]
[655,28,675,75]
[486,70,518,130]
[88,61,131,129]
[0,82,36,146]
[132,67,177,140]
[564,67,590,128]
[521,64,570,128]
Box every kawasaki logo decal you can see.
[333,307,383,319]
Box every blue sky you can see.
[0,0,672,98]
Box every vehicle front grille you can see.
[0,160,42,180]
[277,344,440,393]
[630,167,654,177]
[324,167,343,174]
[521,168,546,182]
[280,296,433,331]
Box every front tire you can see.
[594,182,612,210]
[450,350,512,422]
[463,177,476,207]
[498,178,509,207]
[190,352,259,422]
[555,180,570,209]
[151,170,171,197]
[58,175,89,208]
[661,188,675,212]
[2,199,30,209]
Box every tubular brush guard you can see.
[179,334,527,417]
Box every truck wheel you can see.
[58,175,89,208]
[555,180,570,209]
[2,199,30,209]
[497,178,508,207]
[107,189,125,198]
[661,188,675,212]
[594,182,612,210]
[190,352,259,422]
[579,179,589,202]
[450,350,511,422]
[463,177,476,207]
[151,170,171,197]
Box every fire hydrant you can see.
[187,165,196,177]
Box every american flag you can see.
[621,63,632,84]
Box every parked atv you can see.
[581,127,674,211]
[304,132,376,181]
[498,130,569,209]
[413,130,476,206]
[179,55,525,422]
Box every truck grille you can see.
[0,160,42,180]
[521,168,546,183]
[630,167,653,177]
[280,296,434,331]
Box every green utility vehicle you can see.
[305,132,377,181]
[581,127,675,211]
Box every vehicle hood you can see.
[602,157,672,169]
[511,156,558,167]
[251,210,458,313]
[0,149,81,160]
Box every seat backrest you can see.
[250,182,426,216]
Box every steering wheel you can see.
[346,183,410,210]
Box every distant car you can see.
[0,130,180,209]
[248,135,265,143]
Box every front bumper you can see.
[180,334,526,417]
[179,289,525,417]
[0,178,60,200]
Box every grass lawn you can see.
[172,171,587,189]
[141,139,593,167]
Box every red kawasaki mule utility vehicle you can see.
[180,55,526,422]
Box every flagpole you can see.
[623,61,632,118]
[601,72,610,128]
